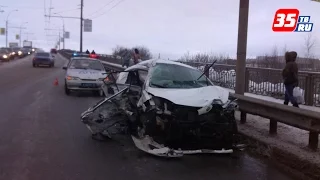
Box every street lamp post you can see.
[80,0,84,53]
[53,13,65,49]
[6,9,18,47]
[20,22,28,47]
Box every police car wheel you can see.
[64,84,70,95]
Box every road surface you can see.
[0,54,294,180]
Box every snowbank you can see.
[195,65,319,105]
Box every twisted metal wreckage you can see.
[80,59,244,157]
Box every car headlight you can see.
[32,49,35,51]
[66,76,80,80]
[12,52,15,55]
[28,52,31,54]
[98,77,110,81]
[18,51,22,55]
[3,55,8,58]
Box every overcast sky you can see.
[0,0,319,59]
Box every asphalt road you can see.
[0,54,294,180]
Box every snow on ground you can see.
[230,89,320,165]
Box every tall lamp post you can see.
[6,9,18,47]
[19,22,28,47]
[53,13,65,49]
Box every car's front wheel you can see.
[33,63,36,67]
[64,83,70,95]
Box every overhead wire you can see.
[54,8,80,14]
[86,0,118,18]
[90,0,126,19]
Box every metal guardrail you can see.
[232,93,320,151]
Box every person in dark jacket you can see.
[282,51,299,108]
[85,49,90,54]
[91,50,96,54]
[132,48,141,64]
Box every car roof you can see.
[35,52,50,54]
[125,59,197,71]
[70,57,102,61]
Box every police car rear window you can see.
[36,53,50,57]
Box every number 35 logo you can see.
[272,9,299,32]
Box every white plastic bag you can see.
[293,87,305,104]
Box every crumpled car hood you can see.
[145,86,229,107]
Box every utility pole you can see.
[62,23,65,49]
[80,0,84,53]
[53,13,66,49]
[235,0,249,123]
[44,28,62,48]
[6,9,18,47]
[58,31,61,50]
[9,26,27,47]
[24,32,34,40]
[45,13,90,52]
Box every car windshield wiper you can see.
[76,67,88,70]
[150,82,167,88]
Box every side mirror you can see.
[62,66,67,70]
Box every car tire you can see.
[51,63,54,67]
[65,83,70,95]
[33,63,36,67]
[98,90,104,97]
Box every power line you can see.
[54,8,80,14]
[91,0,126,19]
[86,0,117,17]
[0,5,66,10]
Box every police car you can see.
[62,55,107,96]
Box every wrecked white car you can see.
[80,59,239,157]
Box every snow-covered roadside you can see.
[227,87,320,147]
[228,89,320,176]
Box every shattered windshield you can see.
[149,63,212,89]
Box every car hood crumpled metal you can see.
[145,85,230,108]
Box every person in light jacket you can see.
[282,51,299,108]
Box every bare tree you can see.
[282,44,287,55]
[304,34,316,58]
[112,45,153,60]
[304,34,317,70]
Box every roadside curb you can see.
[238,128,320,180]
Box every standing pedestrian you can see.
[282,51,299,108]
[132,48,141,65]
[122,51,131,68]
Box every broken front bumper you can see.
[132,135,245,158]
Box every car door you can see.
[103,68,148,96]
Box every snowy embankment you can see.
[195,65,320,106]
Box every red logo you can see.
[272,9,300,32]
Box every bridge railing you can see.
[181,61,320,106]
[58,50,320,106]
